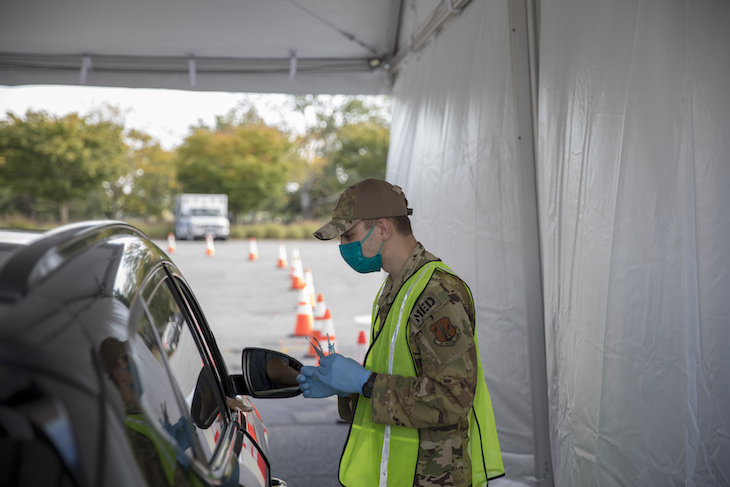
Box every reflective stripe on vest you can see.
[339,262,504,486]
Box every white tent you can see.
[1,0,401,94]
[388,1,730,485]
[3,1,729,485]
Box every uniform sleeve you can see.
[369,272,478,429]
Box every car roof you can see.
[0,227,47,244]
[0,221,157,303]
[0,222,179,486]
[0,220,178,355]
[0,227,46,268]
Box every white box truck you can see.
[174,194,231,240]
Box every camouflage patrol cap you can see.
[314,178,413,240]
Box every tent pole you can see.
[389,0,473,74]
[509,0,554,485]
[385,0,405,65]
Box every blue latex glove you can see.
[297,366,349,398]
[311,353,372,395]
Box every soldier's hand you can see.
[312,354,372,395]
[297,366,349,398]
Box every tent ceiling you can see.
[0,0,466,95]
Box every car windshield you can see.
[191,209,221,217]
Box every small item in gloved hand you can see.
[306,336,326,359]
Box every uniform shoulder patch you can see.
[410,291,443,328]
[429,317,461,346]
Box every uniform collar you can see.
[378,242,438,308]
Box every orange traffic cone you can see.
[320,308,337,355]
[248,237,259,261]
[277,242,288,268]
[314,293,327,319]
[167,233,177,253]
[290,255,306,290]
[291,288,313,337]
[303,268,315,307]
[355,330,368,365]
[205,233,216,256]
[289,247,300,278]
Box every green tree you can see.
[326,120,389,184]
[102,130,178,219]
[0,110,126,222]
[285,96,390,219]
[175,109,296,220]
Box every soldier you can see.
[297,178,504,487]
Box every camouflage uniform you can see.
[338,243,478,487]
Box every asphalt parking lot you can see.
[157,237,385,487]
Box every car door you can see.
[164,265,271,487]
[128,265,254,487]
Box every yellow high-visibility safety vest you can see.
[339,261,504,487]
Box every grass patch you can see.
[132,222,176,240]
[0,217,325,240]
[231,221,324,240]
[135,221,324,240]
[0,217,56,231]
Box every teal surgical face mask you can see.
[339,225,384,273]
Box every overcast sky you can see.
[0,84,310,150]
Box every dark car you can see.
[0,221,301,487]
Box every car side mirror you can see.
[232,348,303,399]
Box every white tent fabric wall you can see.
[388,1,536,485]
[539,1,730,486]
[388,0,730,486]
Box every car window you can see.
[101,314,199,487]
[131,312,200,467]
[169,275,230,396]
[139,269,227,464]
